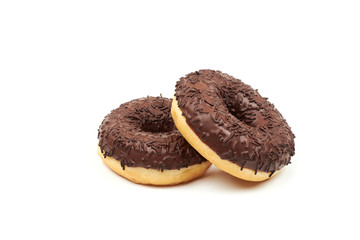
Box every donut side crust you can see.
[98,146,211,185]
[171,97,279,182]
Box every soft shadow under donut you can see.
[200,166,272,189]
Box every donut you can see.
[98,96,211,185]
[171,70,295,182]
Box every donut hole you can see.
[125,97,177,134]
[220,92,257,127]
[226,103,254,126]
[140,118,175,133]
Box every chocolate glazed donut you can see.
[171,70,295,182]
[98,96,211,185]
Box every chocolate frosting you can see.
[174,70,295,174]
[98,97,208,171]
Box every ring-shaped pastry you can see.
[172,70,295,182]
[98,96,211,185]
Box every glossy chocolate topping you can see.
[174,70,295,174]
[98,97,207,171]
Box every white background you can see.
[1,0,359,239]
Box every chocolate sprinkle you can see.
[98,97,208,170]
[174,70,295,173]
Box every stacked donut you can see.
[98,70,295,185]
